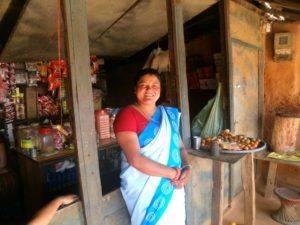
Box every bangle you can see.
[181,164,192,170]
[171,167,180,181]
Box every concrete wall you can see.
[263,21,300,188]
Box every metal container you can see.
[192,136,201,150]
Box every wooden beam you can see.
[61,0,102,224]
[0,0,28,53]
[211,161,224,225]
[269,0,300,12]
[95,0,143,41]
[264,161,278,199]
[166,0,191,148]
[242,153,256,225]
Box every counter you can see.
[15,148,77,218]
[15,138,121,217]
[188,148,255,225]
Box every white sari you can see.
[120,106,186,225]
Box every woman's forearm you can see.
[131,154,177,179]
[28,195,78,225]
[28,197,64,225]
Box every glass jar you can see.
[30,123,40,149]
[15,125,27,148]
[19,126,33,155]
[39,127,54,154]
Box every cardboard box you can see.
[25,87,38,119]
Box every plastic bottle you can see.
[14,88,25,120]
[30,123,40,150]
[52,125,64,150]
[20,126,33,155]
[39,127,54,154]
[16,125,27,148]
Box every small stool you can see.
[272,187,300,225]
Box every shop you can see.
[0,0,299,225]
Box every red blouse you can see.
[113,105,149,135]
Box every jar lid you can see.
[39,127,52,135]
[95,109,107,115]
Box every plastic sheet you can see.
[191,82,223,138]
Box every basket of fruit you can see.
[200,129,266,154]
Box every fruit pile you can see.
[201,129,262,151]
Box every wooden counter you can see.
[14,148,75,163]
[188,148,246,164]
[14,148,77,218]
[188,148,256,225]
[15,138,120,218]
[98,138,119,150]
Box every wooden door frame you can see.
[166,0,191,148]
[223,0,264,136]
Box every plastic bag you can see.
[191,82,223,138]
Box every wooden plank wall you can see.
[186,155,230,225]
[224,0,265,203]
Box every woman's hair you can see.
[134,68,161,87]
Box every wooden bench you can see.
[254,151,300,200]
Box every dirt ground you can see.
[223,179,300,225]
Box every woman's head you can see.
[134,68,161,105]
[134,68,161,87]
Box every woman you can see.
[114,68,191,225]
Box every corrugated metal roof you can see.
[0,0,218,61]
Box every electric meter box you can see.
[274,32,294,61]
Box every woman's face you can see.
[135,74,161,105]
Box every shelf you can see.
[16,82,48,87]
[98,138,119,150]
[12,114,69,126]
[14,147,75,163]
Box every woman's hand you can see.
[59,194,79,206]
[28,194,79,225]
[171,166,191,189]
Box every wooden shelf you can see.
[14,147,75,163]
[188,148,247,164]
[98,138,119,150]
[12,114,69,126]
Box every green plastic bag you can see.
[191,83,223,138]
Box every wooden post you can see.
[166,0,191,148]
[61,0,102,224]
[211,161,224,225]
[265,161,278,199]
[242,153,255,225]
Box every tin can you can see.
[210,140,220,156]
[30,147,37,158]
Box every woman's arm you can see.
[173,139,191,188]
[28,195,78,225]
[116,131,178,180]
[179,139,190,167]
